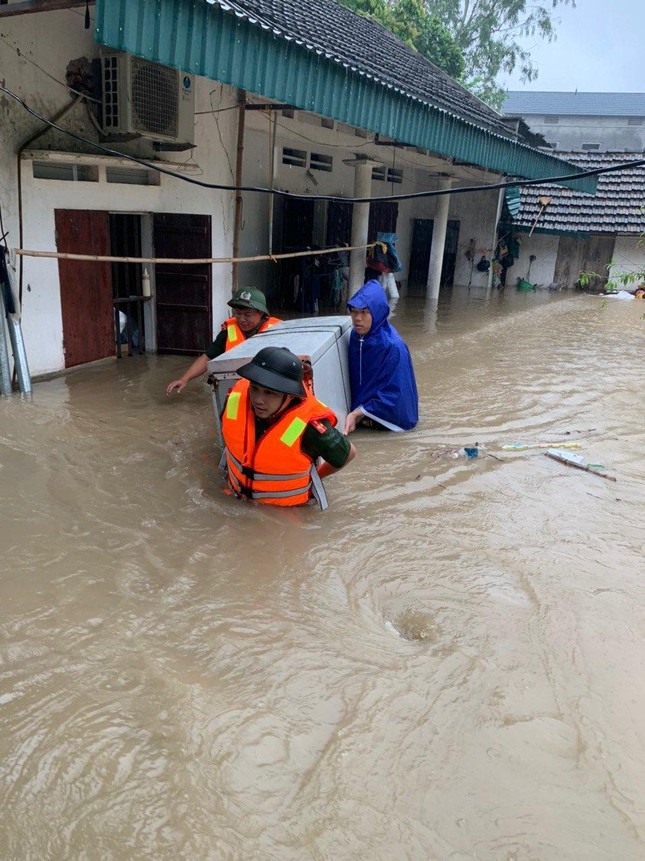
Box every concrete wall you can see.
[0,10,238,376]
[523,115,645,152]
[609,235,645,286]
[507,233,561,287]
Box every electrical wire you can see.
[2,84,645,204]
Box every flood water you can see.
[1,286,644,860]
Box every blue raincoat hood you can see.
[347,280,418,431]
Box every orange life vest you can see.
[222,316,282,351]
[222,379,337,506]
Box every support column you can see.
[343,157,382,298]
[426,177,453,299]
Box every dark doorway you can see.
[274,198,316,310]
[55,209,113,368]
[326,200,352,247]
[408,218,460,297]
[110,213,145,354]
[153,214,212,355]
[368,201,398,241]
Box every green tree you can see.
[432,0,575,107]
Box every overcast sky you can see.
[499,0,644,93]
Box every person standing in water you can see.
[344,279,418,434]
[166,287,281,395]
[222,346,356,507]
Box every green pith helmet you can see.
[228,287,269,315]
[237,347,306,397]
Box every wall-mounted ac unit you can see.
[102,53,195,144]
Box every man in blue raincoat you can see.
[344,279,418,434]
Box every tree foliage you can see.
[339,0,575,108]
[340,0,465,80]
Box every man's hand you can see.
[166,379,187,396]
[344,409,363,434]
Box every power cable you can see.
[2,84,645,204]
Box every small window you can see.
[106,167,159,185]
[387,167,403,184]
[321,117,335,130]
[32,161,98,182]
[543,116,559,125]
[372,165,386,181]
[627,117,643,126]
[310,152,333,172]
[581,142,600,151]
[282,147,307,167]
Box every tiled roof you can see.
[207,0,511,136]
[502,91,645,118]
[512,152,645,235]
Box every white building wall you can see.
[508,232,561,287]
[524,115,645,152]
[0,10,238,376]
[609,235,645,285]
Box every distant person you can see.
[221,346,356,507]
[344,279,418,434]
[166,287,281,395]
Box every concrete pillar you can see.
[426,177,453,299]
[343,157,383,298]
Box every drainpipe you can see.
[231,89,246,294]
[426,176,453,299]
[0,308,11,396]
[343,157,383,298]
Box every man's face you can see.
[349,306,372,335]
[232,306,263,333]
[249,382,287,419]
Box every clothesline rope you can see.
[13,243,374,266]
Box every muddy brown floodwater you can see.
[1,287,644,860]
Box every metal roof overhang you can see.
[94,0,596,195]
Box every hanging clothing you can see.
[347,279,418,431]
[222,379,338,506]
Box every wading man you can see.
[166,287,282,395]
[222,347,356,507]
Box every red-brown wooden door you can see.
[153,214,212,355]
[55,209,113,368]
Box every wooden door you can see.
[55,209,113,368]
[153,214,212,355]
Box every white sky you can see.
[499,0,645,93]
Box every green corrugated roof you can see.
[94,0,596,194]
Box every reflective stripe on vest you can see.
[227,323,240,345]
[221,378,337,507]
[226,448,310,482]
[225,391,241,420]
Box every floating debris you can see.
[545,449,617,482]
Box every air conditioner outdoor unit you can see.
[101,53,195,144]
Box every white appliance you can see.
[207,315,352,445]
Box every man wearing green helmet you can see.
[221,346,356,508]
[166,287,282,395]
